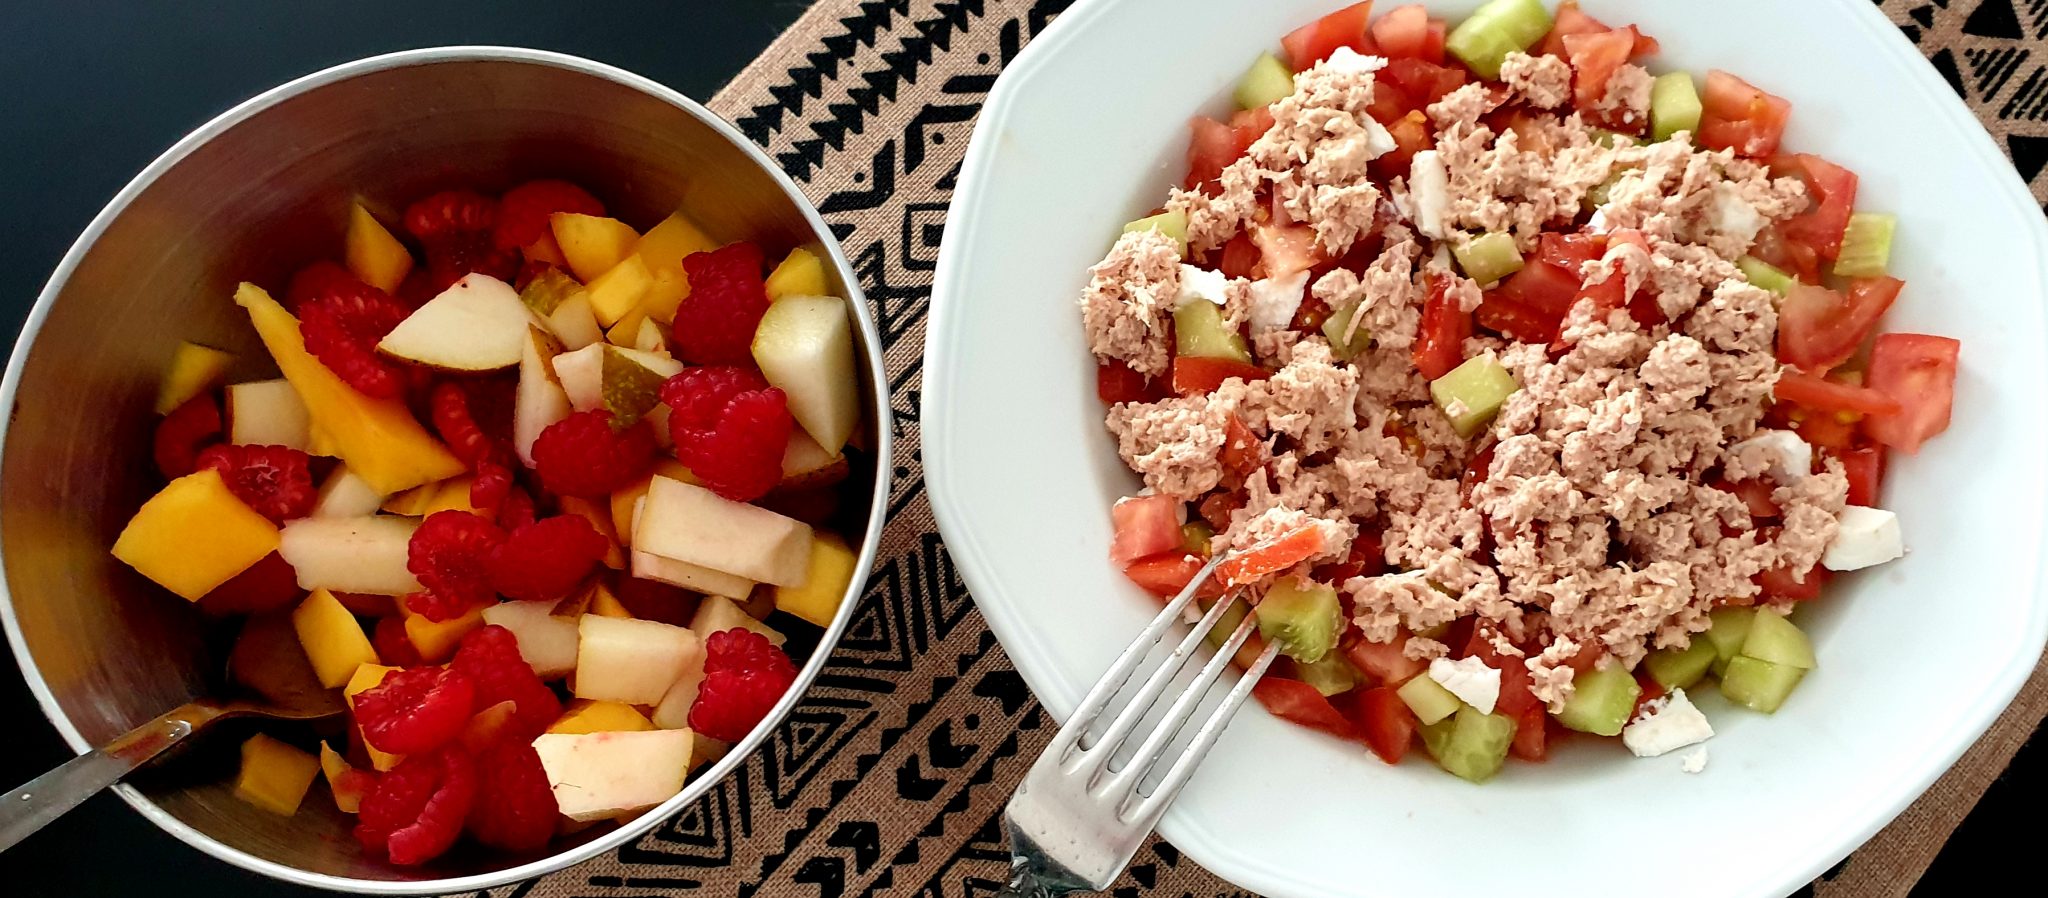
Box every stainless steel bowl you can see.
[0,47,890,893]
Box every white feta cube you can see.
[1622,688,1714,757]
[1709,183,1766,250]
[1680,746,1710,774]
[1733,429,1813,484]
[1246,269,1310,332]
[1822,505,1904,571]
[1428,656,1501,715]
[1320,47,1387,76]
[1174,264,1230,310]
[1359,114,1397,159]
[1408,151,1450,239]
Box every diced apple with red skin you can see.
[532,728,694,822]
[573,614,704,706]
[226,379,314,451]
[634,476,813,587]
[276,515,423,595]
[480,600,580,679]
[377,274,539,371]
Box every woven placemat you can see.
[495,1,2048,896]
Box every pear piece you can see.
[378,274,537,371]
[750,295,859,454]
[515,327,571,467]
[600,346,682,427]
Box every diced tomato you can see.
[1342,686,1417,763]
[1536,1,1658,59]
[1537,231,1605,271]
[1460,443,1498,501]
[1250,220,1326,279]
[1312,529,1387,583]
[1214,233,1261,281]
[1413,276,1471,381]
[1756,562,1831,601]
[1771,154,1860,261]
[1508,705,1549,762]
[1631,670,1667,720]
[1220,415,1265,478]
[1563,28,1642,130]
[1476,293,1562,345]
[1282,1,1378,71]
[1496,259,1582,316]
[1255,678,1359,738]
[1751,222,1823,285]
[1229,105,1277,140]
[1096,360,1158,405]
[1216,525,1330,586]
[1793,407,1859,452]
[1183,117,1238,193]
[1197,488,1247,531]
[1773,371,1903,418]
[1172,356,1268,396]
[1110,494,1185,565]
[1838,444,1886,506]
[1459,630,1539,717]
[1346,634,1427,686]
[1862,333,1961,454]
[1123,553,1227,599]
[1776,277,1900,372]
[1698,70,1792,158]
[1372,111,1433,179]
[1370,4,1443,64]
[1713,478,1781,519]
[1377,58,1469,120]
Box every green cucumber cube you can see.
[1452,232,1524,286]
[1181,521,1215,556]
[1554,663,1640,736]
[1832,213,1896,278]
[1741,609,1816,670]
[1430,355,1519,438]
[1398,671,1463,725]
[1445,0,1554,81]
[1234,52,1295,111]
[1295,652,1363,697]
[1255,580,1343,663]
[1720,655,1806,713]
[1420,706,1518,783]
[1173,299,1254,364]
[1703,607,1757,664]
[1583,172,1623,212]
[1122,210,1188,254]
[1320,302,1373,360]
[1201,595,1252,651]
[1650,72,1702,143]
[1737,256,1795,295]
[1644,639,1718,692]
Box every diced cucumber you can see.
[1720,655,1806,713]
[1832,213,1896,278]
[1554,662,1640,736]
[1420,705,1518,783]
[1741,609,1816,670]
[1703,607,1757,664]
[1650,72,1703,143]
[1123,211,1188,254]
[1643,639,1717,691]
[1320,302,1373,360]
[1235,52,1295,111]
[1430,355,1518,438]
[1452,232,1524,286]
[1255,580,1342,663]
[1736,256,1795,295]
[1588,128,1625,149]
[1295,652,1363,697]
[1181,521,1215,556]
[1445,0,1554,81]
[1200,595,1252,651]
[1173,300,1254,364]
[1583,171,1624,212]
[1398,672,1463,725]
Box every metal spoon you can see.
[0,610,346,850]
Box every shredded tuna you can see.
[1078,229,1181,377]
[1105,394,1234,499]
[1499,52,1573,109]
[1593,64,1654,130]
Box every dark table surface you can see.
[0,1,2036,895]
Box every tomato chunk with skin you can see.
[1699,70,1792,157]
[1776,277,1901,372]
[1476,293,1561,345]
[1371,4,1443,64]
[1839,444,1886,506]
[1110,494,1185,565]
[1757,561,1832,601]
[1219,415,1265,478]
[1508,705,1549,762]
[1774,154,1860,261]
[1254,678,1358,739]
[1097,360,1157,405]
[1460,629,1538,717]
[1563,28,1643,130]
[1172,357,1269,396]
[1123,554,1227,600]
[1413,275,1471,381]
[1216,525,1329,586]
[1282,0,1377,71]
[1345,634,1427,686]
[1863,333,1961,454]
[1774,371,1903,418]
[1343,686,1417,763]
[1713,478,1781,519]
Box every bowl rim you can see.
[924,1,2048,896]
[0,45,893,894]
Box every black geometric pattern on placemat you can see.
[1880,0,2048,208]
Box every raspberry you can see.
[672,242,770,365]
[154,393,223,480]
[659,366,769,430]
[465,739,559,853]
[373,615,423,668]
[487,515,608,602]
[430,380,507,468]
[469,458,531,529]
[354,666,477,754]
[403,190,497,243]
[195,551,301,616]
[665,379,793,503]
[496,484,537,530]
[354,746,477,866]
[530,410,658,498]
[451,625,562,743]
[299,287,411,399]
[195,444,316,523]
[423,238,520,294]
[493,180,603,251]
[407,510,507,620]
[688,628,798,742]
[284,260,366,312]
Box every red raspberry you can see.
[430,380,506,468]
[451,625,562,742]
[465,739,559,853]
[403,190,497,243]
[372,615,423,668]
[688,628,798,742]
[530,410,658,498]
[154,393,223,480]
[195,552,301,616]
[407,511,507,620]
[354,746,477,866]
[487,515,608,602]
[497,484,537,530]
[423,239,520,294]
[659,366,768,429]
[284,260,366,312]
[493,180,603,251]
[470,458,533,529]
[195,444,316,523]
[663,373,793,502]
[354,666,477,754]
[299,287,411,399]
[672,242,770,365]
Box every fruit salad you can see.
[114,179,869,863]
[1083,0,1959,783]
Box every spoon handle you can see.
[0,703,223,852]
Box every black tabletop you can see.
[0,1,2035,896]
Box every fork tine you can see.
[1123,625,1281,827]
[1046,553,1225,761]
[1095,599,1255,805]
[1071,585,1240,781]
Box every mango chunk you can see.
[319,742,370,814]
[346,203,413,293]
[587,254,654,328]
[548,699,656,735]
[765,248,830,301]
[156,341,234,414]
[635,211,717,272]
[774,532,859,627]
[404,603,486,664]
[234,734,320,816]
[113,470,279,600]
[587,581,634,619]
[343,663,403,771]
[553,213,641,282]
[291,588,379,688]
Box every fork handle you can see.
[0,702,220,852]
[997,864,1080,898]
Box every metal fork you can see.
[997,554,1282,897]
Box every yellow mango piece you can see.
[343,664,402,771]
[405,604,486,664]
[552,213,641,282]
[319,742,368,814]
[690,734,732,772]
[547,699,655,735]
[606,308,649,348]
[112,470,279,601]
[346,203,414,293]
[235,284,465,494]
[609,459,700,546]
[640,267,688,323]
[774,532,860,628]
[634,211,717,272]
[234,734,320,816]
[421,476,478,517]
[586,254,654,328]
[291,589,379,688]
[559,495,626,570]
[155,341,234,414]
[525,230,569,268]
[588,581,633,619]
[308,422,341,458]
[380,480,440,516]
[765,248,830,302]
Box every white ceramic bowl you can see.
[925,1,2048,896]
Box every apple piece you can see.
[546,291,604,351]
[551,342,605,412]
[403,603,485,663]
[346,203,413,293]
[480,600,580,678]
[781,429,850,492]
[573,614,703,706]
[290,588,379,688]
[226,379,314,451]
[586,254,654,328]
[515,327,571,467]
[377,274,536,372]
[774,532,859,628]
[113,470,280,601]
[650,645,710,730]
[233,734,320,816]
[235,283,465,494]
[765,248,830,302]
[688,593,787,647]
[156,341,234,414]
[532,729,693,822]
[312,466,387,519]
[342,664,403,771]
[636,476,813,586]
[750,295,859,455]
[552,213,641,282]
[319,742,371,814]
[277,515,423,596]
[548,699,656,735]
